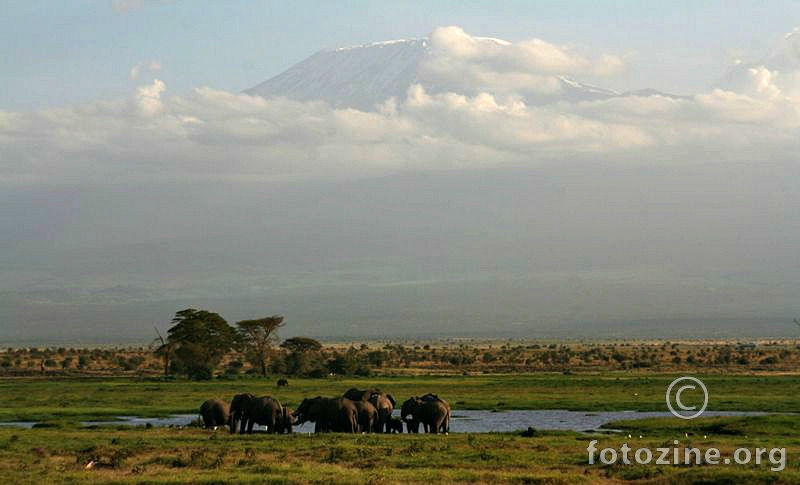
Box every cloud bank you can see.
[2,26,800,185]
[419,26,624,96]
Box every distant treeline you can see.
[2,324,798,379]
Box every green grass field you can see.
[0,374,798,484]
[1,373,799,422]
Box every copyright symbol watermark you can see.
[666,376,708,420]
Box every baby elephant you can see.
[200,399,230,429]
[387,416,404,434]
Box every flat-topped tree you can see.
[236,315,285,377]
[279,337,325,376]
[166,308,237,380]
[280,337,322,354]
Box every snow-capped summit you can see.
[245,36,676,110]
[246,39,429,111]
[333,38,428,52]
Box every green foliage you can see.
[280,337,322,353]
[166,308,237,380]
[235,315,284,377]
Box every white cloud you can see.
[129,60,162,80]
[720,26,800,100]
[128,64,142,81]
[419,26,625,98]
[134,79,166,116]
[3,26,800,185]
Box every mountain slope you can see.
[245,37,680,110]
[246,39,429,111]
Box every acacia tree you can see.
[166,308,237,379]
[279,337,324,376]
[280,337,322,353]
[236,315,285,377]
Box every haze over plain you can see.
[1,2,799,343]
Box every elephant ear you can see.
[386,394,396,406]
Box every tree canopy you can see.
[236,315,285,376]
[280,337,322,353]
[166,308,237,379]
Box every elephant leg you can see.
[432,417,444,434]
[349,415,357,433]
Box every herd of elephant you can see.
[199,388,451,434]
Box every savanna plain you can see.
[1,341,798,485]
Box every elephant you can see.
[387,416,404,433]
[369,391,396,433]
[293,396,358,433]
[343,388,373,402]
[353,400,378,433]
[199,399,230,429]
[420,394,450,433]
[342,388,396,433]
[229,393,255,434]
[400,395,450,434]
[229,393,291,434]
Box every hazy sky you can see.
[3,0,800,109]
[1,1,799,343]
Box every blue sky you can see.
[2,0,800,110]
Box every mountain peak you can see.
[331,38,429,52]
[245,38,429,111]
[245,36,675,111]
